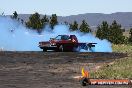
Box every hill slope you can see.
[6,12,132,29]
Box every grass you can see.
[112,44,132,53]
[90,44,132,79]
[123,31,130,37]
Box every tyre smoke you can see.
[0,16,112,52]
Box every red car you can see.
[39,35,97,52]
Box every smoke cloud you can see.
[0,16,112,52]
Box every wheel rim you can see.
[59,45,63,52]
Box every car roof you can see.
[58,35,73,36]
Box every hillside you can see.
[6,12,132,30]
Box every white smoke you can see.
[0,16,112,52]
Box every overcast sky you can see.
[0,0,132,16]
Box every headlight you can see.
[52,43,55,45]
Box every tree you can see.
[21,19,24,24]
[79,20,91,33]
[64,21,68,25]
[69,21,78,31]
[25,12,43,33]
[41,15,49,24]
[128,28,132,43]
[96,21,109,40]
[12,11,18,19]
[109,20,125,44]
[50,14,58,29]
[129,28,132,36]
[41,15,49,28]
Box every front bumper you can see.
[39,44,57,49]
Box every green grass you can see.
[90,44,132,79]
[112,44,132,53]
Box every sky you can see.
[0,0,132,16]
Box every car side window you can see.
[61,35,69,40]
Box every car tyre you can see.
[43,49,47,52]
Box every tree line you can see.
[11,11,92,33]
[11,11,132,44]
[96,21,132,44]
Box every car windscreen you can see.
[55,35,62,40]
[55,35,70,40]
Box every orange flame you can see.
[81,68,89,78]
